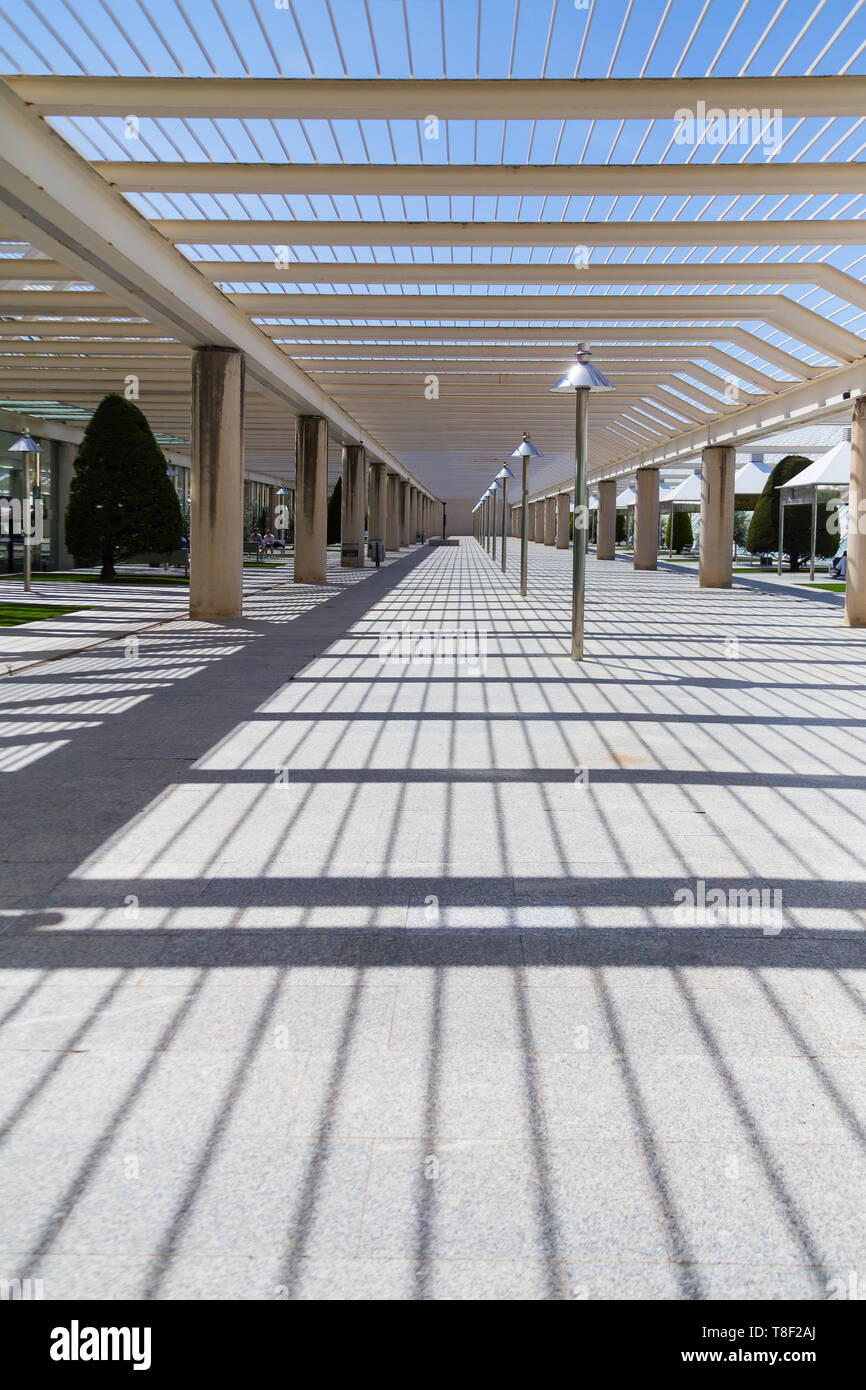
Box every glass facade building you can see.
[0,427,59,574]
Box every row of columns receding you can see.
[507,407,866,626]
[505,447,739,586]
[188,346,439,620]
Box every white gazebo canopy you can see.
[667,472,702,503]
[777,441,852,490]
[666,461,774,505]
[734,460,772,494]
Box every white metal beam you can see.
[590,359,866,480]
[96,162,864,197]
[0,78,436,499]
[202,258,866,316]
[237,294,863,360]
[11,75,864,119]
[153,219,866,248]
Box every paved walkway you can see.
[657,556,845,607]
[1,539,865,1300]
[0,555,390,672]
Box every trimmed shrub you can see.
[746,455,836,570]
[66,394,183,580]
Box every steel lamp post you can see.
[489,479,501,564]
[496,465,514,573]
[510,432,543,597]
[8,432,42,593]
[550,345,614,661]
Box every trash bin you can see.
[368,539,385,567]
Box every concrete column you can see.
[544,495,556,545]
[386,472,401,551]
[190,346,245,619]
[699,445,736,588]
[340,443,366,567]
[634,468,660,571]
[556,493,570,550]
[410,486,419,543]
[294,415,328,583]
[398,479,409,546]
[847,398,866,626]
[368,460,387,556]
[55,440,77,569]
[596,479,616,560]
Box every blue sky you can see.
[0,0,863,82]
[2,0,864,356]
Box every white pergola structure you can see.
[0,2,865,621]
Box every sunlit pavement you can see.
[0,538,865,1300]
[0,556,366,672]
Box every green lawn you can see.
[0,571,190,586]
[797,581,845,593]
[0,602,89,625]
[732,567,838,578]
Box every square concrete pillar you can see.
[699,445,736,588]
[634,469,660,571]
[556,493,570,549]
[55,440,77,569]
[368,460,387,554]
[397,479,409,546]
[846,398,866,626]
[341,443,366,567]
[294,415,328,583]
[190,346,245,620]
[386,472,402,551]
[544,495,556,545]
[410,486,418,542]
[596,479,616,559]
